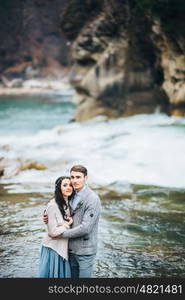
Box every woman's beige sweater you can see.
[41,198,70,260]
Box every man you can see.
[43,165,101,278]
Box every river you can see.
[0,93,185,277]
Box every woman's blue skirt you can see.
[38,246,71,278]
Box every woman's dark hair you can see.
[54,176,74,220]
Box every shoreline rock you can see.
[0,78,75,97]
[0,157,47,179]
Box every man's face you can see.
[70,171,87,192]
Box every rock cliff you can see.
[61,0,185,120]
[0,0,184,120]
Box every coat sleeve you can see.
[46,204,70,237]
[62,196,101,239]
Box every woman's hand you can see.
[66,216,73,225]
[43,213,48,224]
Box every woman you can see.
[38,176,75,278]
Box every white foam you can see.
[1,113,185,191]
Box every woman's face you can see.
[61,178,73,198]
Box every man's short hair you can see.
[70,165,88,176]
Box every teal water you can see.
[0,96,76,136]
[0,183,185,278]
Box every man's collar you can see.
[75,184,88,195]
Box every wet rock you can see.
[61,1,185,121]
[0,168,4,177]
[0,158,47,179]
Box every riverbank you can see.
[0,78,74,97]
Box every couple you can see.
[38,164,101,278]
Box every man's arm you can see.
[45,206,71,238]
[62,196,101,239]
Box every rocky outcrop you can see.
[0,157,47,179]
[151,19,185,116]
[60,0,185,121]
[1,0,184,120]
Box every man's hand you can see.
[43,213,48,224]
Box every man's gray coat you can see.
[62,185,101,255]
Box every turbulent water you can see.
[0,94,185,278]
